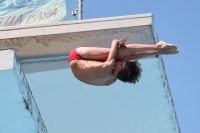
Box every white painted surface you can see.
[0,49,47,133]
[0,69,37,133]
[0,49,14,70]
[13,51,48,133]
[0,13,156,74]
[0,14,153,60]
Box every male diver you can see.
[68,36,179,86]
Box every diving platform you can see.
[0,13,157,73]
[0,49,47,133]
[0,13,180,133]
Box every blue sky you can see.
[23,0,199,133]
[82,0,200,133]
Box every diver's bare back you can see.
[69,60,116,86]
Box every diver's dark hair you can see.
[116,60,142,84]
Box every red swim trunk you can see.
[68,48,83,62]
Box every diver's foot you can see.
[118,36,127,47]
[156,41,180,54]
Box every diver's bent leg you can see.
[116,44,159,58]
[76,47,110,61]
[75,41,179,61]
[76,44,160,61]
[118,51,159,61]
[116,41,179,59]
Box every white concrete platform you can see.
[0,13,156,60]
[0,13,158,73]
[0,49,47,133]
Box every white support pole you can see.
[78,0,82,20]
